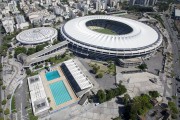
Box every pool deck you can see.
[40,67,79,110]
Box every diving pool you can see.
[49,81,72,105]
[45,70,60,81]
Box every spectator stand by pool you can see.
[45,70,60,81]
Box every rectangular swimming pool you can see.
[45,70,60,81]
[49,81,72,105]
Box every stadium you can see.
[61,15,163,59]
[16,27,57,45]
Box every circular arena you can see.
[61,15,162,59]
[16,27,57,44]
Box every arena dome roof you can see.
[62,15,161,50]
[16,27,57,44]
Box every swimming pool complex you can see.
[45,70,60,81]
[49,81,72,105]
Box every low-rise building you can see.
[8,0,20,14]
[173,9,180,20]
[27,10,50,24]
[2,16,14,33]
[27,75,50,116]
[15,14,29,29]
[61,59,93,98]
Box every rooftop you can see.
[175,9,180,17]
[63,59,93,90]
[16,27,57,44]
[27,75,50,116]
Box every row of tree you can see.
[14,43,48,56]
[97,83,127,103]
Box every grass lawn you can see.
[11,96,16,112]
[89,61,116,75]
[93,28,117,35]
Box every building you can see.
[27,10,50,24]
[2,16,14,33]
[16,27,57,44]
[15,14,29,29]
[173,9,180,20]
[8,0,20,14]
[61,59,93,98]
[96,0,101,11]
[60,15,162,60]
[27,75,50,116]
[129,0,157,7]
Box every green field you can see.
[93,28,117,35]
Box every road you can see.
[15,78,28,120]
[162,14,180,117]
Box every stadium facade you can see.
[60,15,162,60]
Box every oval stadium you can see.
[60,15,162,59]
[16,27,57,44]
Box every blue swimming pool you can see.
[49,81,72,105]
[45,71,60,81]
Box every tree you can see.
[27,48,36,55]
[26,68,31,75]
[138,63,147,70]
[52,40,60,45]
[0,64,2,72]
[149,91,159,98]
[1,100,6,105]
[122,94,131,105]
[49,107,53,111]
[14,47,27,56]
[47,97,51,103]
[171,113,178,119]
[96,72,103,78]
[36,43,47,52]
[92,65,100,74]
[106,89,115,101]
[0,108,3,113]
[168,101,178,114]
[2,86,6,90]
[117,84,127,95]
[97,90,106,103]
[4,108,9,115]
[7,94,11,99]
[0,81,3,86]
[0,117,4,120]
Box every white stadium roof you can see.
[62,15,161,50]
[16,27,57,44]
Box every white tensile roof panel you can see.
[63,15,160,50]
[64,59,92,90]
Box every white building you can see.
[129,0,157,6]
[84,4,89,15]
[8,0,20,14]
[15,15,29,29]
[96,0,101,11]
[27,75,50,116]
[61,59,93,98]
[27,10,50,24]
[2,16,14,33]
[16,27,57,44]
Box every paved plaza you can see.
[50,97,123,120]
[121,72,164,98]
